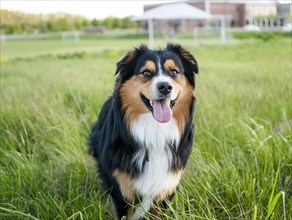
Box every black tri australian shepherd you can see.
[89,43,198,219]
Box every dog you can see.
[89,43,198,219]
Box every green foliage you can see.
[0,10,134,34]
[0,38,291,219]
[91,18,100,27]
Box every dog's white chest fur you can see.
[130,113,181,218]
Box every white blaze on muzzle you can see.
[151,75,175,123]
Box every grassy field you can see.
[0,36,291,220]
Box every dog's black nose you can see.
[157,82,173,95]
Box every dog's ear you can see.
[115,44,148,81]
[166,43,198,87]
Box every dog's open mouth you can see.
[140,94,176,123]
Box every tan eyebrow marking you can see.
[139,60,156,73]
[164,59,180,72]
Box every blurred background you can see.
[1,0,291,46]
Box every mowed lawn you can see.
[0,37,291,220]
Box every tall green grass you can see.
[0,38,291,219]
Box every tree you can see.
[91,18,100,26]
[0,9,136,34]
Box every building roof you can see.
[133,3,212,21]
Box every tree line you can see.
[0,10,135,34]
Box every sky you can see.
[1,0,290,19]
[1,1,177,19]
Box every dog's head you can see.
[116,44,198,131]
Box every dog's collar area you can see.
[140,93,176,112]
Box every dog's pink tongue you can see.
[152,99,172,123]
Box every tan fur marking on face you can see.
[155,169,184,203]
[113,169,136,201]
[120,76,153,129]
[164,59,180,72]
[164,59,194,134]
[171,75,194,134]
[140,60,156,74]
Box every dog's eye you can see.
[169,69,179,76]
[141,70,152,78]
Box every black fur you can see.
[89,43,198,219]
